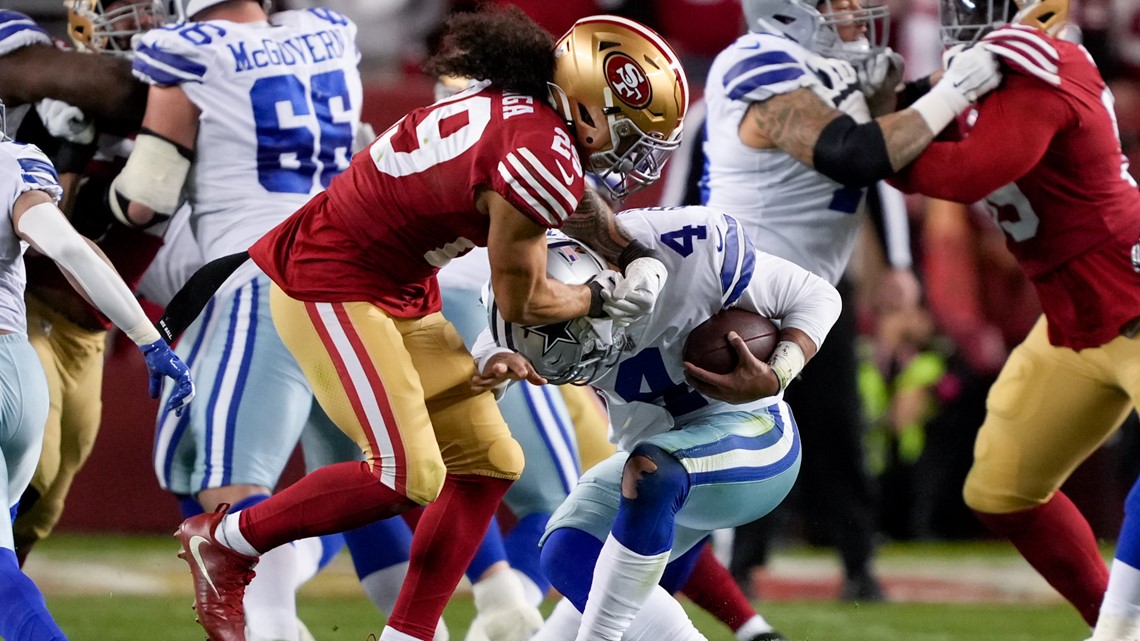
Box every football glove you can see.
[941,45,1002,104]
[602,256,667,327]
[36,98,95,145]
[141,339,195,416]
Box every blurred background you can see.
[3,0,1140,575]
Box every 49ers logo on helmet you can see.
[604,53,652,109]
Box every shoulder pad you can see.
[982,25,1061,87]
[0,10,50,57]
[1,140,62,203]
[131,24,219,87]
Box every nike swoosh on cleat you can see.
[189,535,221,598]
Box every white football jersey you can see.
[0,141,62,334]
[702,26,871,285]
[588,207,840,451]
[132,8,363,262]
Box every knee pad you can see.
[612,444,691,555]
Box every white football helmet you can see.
[486,233,630,385]
[65,0,169,56]
[940,0,1070,46]
[742,0,890,63]
[549,15,689,200]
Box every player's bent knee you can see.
[403,456,448,506]
[450,433,525,481]
[621,443,690,507]
[962,467,1047,514]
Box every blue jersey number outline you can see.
[660,224,708,257]
[614,347,709,418]
[249,69,353,194]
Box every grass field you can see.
[27,534,1096,641]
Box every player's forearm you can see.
[493,272,591,326]
[877,109,936,172]
[560,189,633,265]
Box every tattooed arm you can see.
[559,188,632,265]
[741,87,934,180]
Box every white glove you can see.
[600,256,667,327]
[35,98,95,145]
[940,44,1002,104]
[858,48,905,98]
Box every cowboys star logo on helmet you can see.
[523,321,581,356]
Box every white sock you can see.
[244,543,299,641]
[472,567,528,613]
[1093,560,1140,640]
[359,562,409,615]
[292,537,325,589]
[532,598,581,641]
[576,534,670,641]
[217,512,260,557]
[514,568,545,607]
[734,615,776,641]
[622,586,707,641]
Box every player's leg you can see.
[13,312,104,566]
[381,311,522,641]
[678,543,787,641]
[0,335,67,641]
[964,318,1129,627]
[179,276,316,641]
[1085,332,1140,640]
[440,286,546,641]
[12,299,66,565]
[578,404,801,641]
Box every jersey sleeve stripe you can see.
[17,157,60,189]
[0,12,49,56]
[984,43,1062,86]
[984,36,1059,72]
[133,45,208,86]
[723,50,799,87]
[719,215,756,306]
[725,67,805,101]
[517,147,577,209]
[503,152,570,224]
[497,159,560,227]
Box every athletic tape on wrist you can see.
[768,340,806,392]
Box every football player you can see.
[0,1,166,569]
[112,1,365,640]
[0,131,192,641]
[700,0,1000,600]
[889,0,1140,634]
[475,205,841,641]
[166,9,688,641]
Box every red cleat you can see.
[175,505,258,641]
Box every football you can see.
[682,308,779,375]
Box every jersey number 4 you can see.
[250,69,355,194]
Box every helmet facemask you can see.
[67,0,169,57]
[815,0,891,63]
[939,0,1019,46]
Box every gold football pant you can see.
[559,384,613,473]
[269,285,523,506]
[964,316,1140,513]
[13,296,106,548]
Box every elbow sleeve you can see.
[811,115,893,188]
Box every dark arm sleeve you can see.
[891,76,1072,203]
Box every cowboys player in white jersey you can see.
[0,133,192,641]
[112,2,362,640]
[475,205,842,641]
[699,0,1002,599]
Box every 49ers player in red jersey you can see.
[891,0,1140,630]
[171,8,688,641]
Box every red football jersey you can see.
[251,84,585,317]
[893,25,1140,350]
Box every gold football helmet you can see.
[66,0,168,56]
[941,0,1070,46]
[549,15,689,200]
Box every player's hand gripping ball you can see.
[683,308,779,375]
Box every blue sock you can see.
[466,515,508,583]
[176,494,204,519]
[317,534,346,570]
[611,444,691,556]
[505,512,552,595]
[1117,478,1140,567]
[540,527,602,612]
[0,548,67,641]
[658,537,708,594]
[343,517,413,579]
[229,494,270,513]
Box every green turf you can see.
[44,594,1089,641]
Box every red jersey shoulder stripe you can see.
[497,147,575,226]
[982,25,1061,86]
